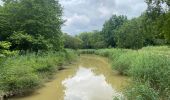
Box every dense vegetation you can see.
[0,0,78,98]
[0,49,77,96]
[0,0,63,51]
[79,46,170,100]
[0,0,170,99]
[62,0,170,50]
[76,11,170,49]
[74,1,170,99]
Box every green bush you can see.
[125,83,159,100]
[129,52,170,99]
[78,47,170,99]
[113,51,137,75]
[0,41,18,57]
[0,49,77,96]
[95,49,114,57]
[78,49,96,54]
[0,65,40,94]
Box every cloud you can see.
[0,0,147,35]
[60,0,147,35]
[0,0,3,5]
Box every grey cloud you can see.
[0,0,3,5]
[60,0,147,35]
[0,0,147,35]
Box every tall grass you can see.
[0,49,77,97]
[79,46,170,99]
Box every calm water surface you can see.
[11,55,129,100]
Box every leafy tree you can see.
[78,31,106,49]
[0,0,63,51]
[0,41,17,58]
[0,8,11,41]
[78,32,93,49]
[9,31,51,52]
[145,0,170,42]
[8,31,34,51]
[116,18,144,49]
[101,15,127,47]
[163,12,170,42]
[64,33,82,49]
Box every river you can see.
[10,55,129,100]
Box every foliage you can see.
[78,31,106,49]
[0,65,40,94]
[0,41,17,58]
[163,12,170,42]
[101,15,127,47]
[79,46,170,99]
[113,51,137,75]
[125,83,159,100]
[64,33,82,49]
[116,18,144,49]
[0,49,77,95]
[145,0,170,42]
[76,12,169,50]
[8,31,34,51]
[0,0,63,51]
[8,31,51,51]
[129,52,170,99]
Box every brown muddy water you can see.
[10,55,129,100]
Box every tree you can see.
[145,0,170,42]
[116,18,144,49]
[0,8,11,41]
[78,31,106,49]
[0,0,63,51]
[101,15,127,47]
[78,32,93,49]
[163,12,170,43]
[64,33,82,49]
[0,41,17,58]
[8,31,51,51]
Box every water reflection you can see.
[62,67,123,100]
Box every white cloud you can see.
[0,0,147,35]
[98,6,112,18]
[64,14,90,26]
[0,0,3,5]
[60,0,147,35]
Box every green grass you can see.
[79,46,170,100]
[0,49,77,96]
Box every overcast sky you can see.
[60,0,147,35]
[0,0,147,35]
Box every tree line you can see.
[0,0,63,54]
[0,0,170,52]
[64,0,170,50]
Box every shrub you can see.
[0,65,40,94]
[125,83,159,100]
[9,31,34,51]
[0,41,18,57]
[113,51,137,75]
[78,49,96,54]
[129,52,170,99]
[78,47,170,99]
[0,49,77,96]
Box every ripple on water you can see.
[62,67,124,100]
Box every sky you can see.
[0,0,147,35]
[0,0,2,5]
[60,0,147,35]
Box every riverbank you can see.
[79,46,170,100]
[0,49,78,99]
[10,55,129,100]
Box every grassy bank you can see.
[0,49,78,98]
[79,46,170,100]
